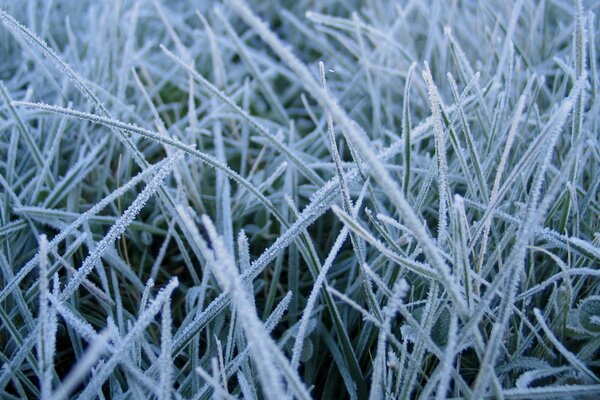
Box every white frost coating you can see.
[0,82,45,171]
[15,101,288,229]
[76,277,179,400]
[204,214,310,398]
[0,7,148,168]
[47,293,99,343]
[471,85,581,398]
[478,93,526,276]
[160,45,323,186]
[176,111,438,332]
[50,330,111,400]
[422,64,451,248]
[403,63,416,195]
[434,310,458,400]
[37,234,52,399]
[193,213,291,400]
[195,365,237,400]
[60,153,178,300]
[369,279,409,400]
[1,3,595,398]
[533,308,598,383]
[160,297,173,400]
[194,291,293,400]
[0,157,168,303]
[332,205,437,279]
[226,0,467,317]
[140,278,155,313]
[48,291,164,397]
[150,221,175,281]
[291,225,350,370]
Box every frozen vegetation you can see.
[0,0,599,398]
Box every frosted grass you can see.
[0,0,598,399]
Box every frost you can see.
[194,214,301,399]
[422,64,450,247]
[60,153,178,300]
[160,297,173,400]
[1,1,598,399]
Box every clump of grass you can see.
[0,0,599,399]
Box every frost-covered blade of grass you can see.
[49,330,110,400]
[176,207,310,400]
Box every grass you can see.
[0,0,599,399]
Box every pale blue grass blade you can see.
[36,234,51,399]
[49,330,110,400]
[159,297,173,400]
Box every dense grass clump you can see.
[0,0,599,398]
